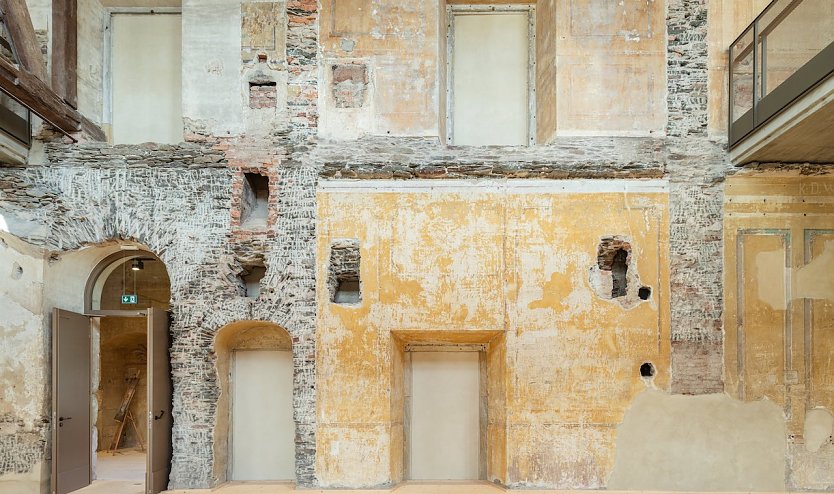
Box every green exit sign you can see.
[121,294,138,304]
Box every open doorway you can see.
[52,246,172,494]
[95,317,148,488]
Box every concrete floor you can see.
[165,481,506,493]
[73,448,145,494]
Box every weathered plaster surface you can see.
[725,168,834,490]
[0,238,48,494]
[182,0,245,136]
[316,182,671,488]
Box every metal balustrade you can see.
[729,0,834,148]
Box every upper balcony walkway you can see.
[729,0,834,165]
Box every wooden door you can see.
[52,308,91,494]
[146,308,172,494]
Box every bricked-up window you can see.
[328,239,361,305]
[447,6,534,146]
[241,172,270,228]
[249,81,277,109]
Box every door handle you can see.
[58,416,72,427]
[153,410,165,420]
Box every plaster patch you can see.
[805,408,834,453]
[608,390,786,491]
[755,249,787,310]
[797,240,834,301]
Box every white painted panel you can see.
[410,352,480,480]
[111,14,183,144]
[232,350,295,480]
[452,13,529,146]
[182,0,244,136]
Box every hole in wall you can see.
[240,172,270,229]
[596,237,633,300]
[638,286,651,301]
[611,249,628,298]
[248,81,277,109]
[640,362,656,378]
[328,239,361,305]
[11,262,23,280]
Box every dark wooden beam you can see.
[0,57,105,140]
[51,0,77,107]
[0,0,47,82]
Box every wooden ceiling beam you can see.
[0,57,105,140]
[51,0,77,107]
[0,0,47,82]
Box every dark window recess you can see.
[328,240,361,304]
[638,286,651,301]
[597,237,632,299]
[611,249,628,298]
[640,362,656,378]
[240,172,269,228]
[243,265,266,299]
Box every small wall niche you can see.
[241,172,270,229]
[243,264,266,299]
[328,239,361,305]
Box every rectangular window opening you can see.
[328,240,361,305]
[446,5,535,146]
[249,81,278,109]
[242,264,266,299]
[241,172,270,229]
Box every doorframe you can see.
[403,344,487,481]
[444,3,537,146]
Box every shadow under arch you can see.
[212,320,295,485]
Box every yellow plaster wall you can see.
[318,0,666,140]
[552,0,666,136]
[319,0,442,138]
[316,182,670,488]
[725,170,834,489]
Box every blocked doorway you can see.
[407,350,482,480]
[213,321,296,484]
[231,350,294,480]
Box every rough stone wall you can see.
[2,0,808,489]
[0,136,320,489]
[666,0,731,394]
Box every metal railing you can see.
[729,0,834,148]
[0,87,31,147]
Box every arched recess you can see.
[213,321,295,484]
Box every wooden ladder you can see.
[108,369,145,454]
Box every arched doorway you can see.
[213,321,295,484]
[51,244,172,494]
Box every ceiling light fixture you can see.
[131,259,144,271]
